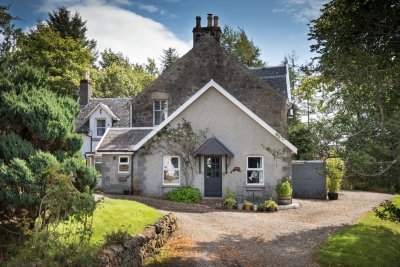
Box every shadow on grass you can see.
[145,225,347,267]
[315,223,400,267]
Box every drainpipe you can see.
[130,153,134,195]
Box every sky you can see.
[3,0,328,67]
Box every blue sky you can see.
[4,0,328,67]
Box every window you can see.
[94,157,102,176]
[96,119,106,137]
[118,156,130,173]
[246,156,264,185]
[153,100,168,126]
[163,156,180,185]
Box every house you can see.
[76,14,297,198]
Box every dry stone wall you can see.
[98,213,177,267]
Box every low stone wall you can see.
[98,213,177,267]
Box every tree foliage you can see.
[0,5,21,60]
[99,48,131,69]
[46,6,97,56]
[309,0,400,191]
[160,47,179,72]
[15,23,94,97]
[221,25,265,67]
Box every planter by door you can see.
[204,156,222,197]
[277,197,292,205]
[328,192,339,200]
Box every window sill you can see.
[162,184,180,188]
[245,185,265,190]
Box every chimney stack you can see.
[192,14,222,46]
[79,71,92,107]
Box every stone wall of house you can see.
[98,213,177,267]
[101,154,132,193]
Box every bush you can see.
[276,177,293,197]
[164,187,201,203]
[224,197,236,206]
[104,229,132,246]
[374,200,400,223]
[244,201,253,207]
[258,199,278,212]
[0,132,36,162]
[326,158,344,193]
[61,157,98,193]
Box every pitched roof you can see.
[84,103,119,121]
[192,136,234,157]
[133,80,297,154]
[76,98,131,133]
[250,66,291,101]
[96,128,153,152]
[131,35,288,134]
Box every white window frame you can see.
[95,118,107,137]
[118,156,130,174]
[153,100,168,126]
[162,156,180,186]
[246,156,264,185]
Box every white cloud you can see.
[136,3,159,13]
[38,0,191,66]
[274,0,328,22]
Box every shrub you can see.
[244,201,253,207]
[258,199,278,212]
[164,187,201,203]
[61,157,98,193]
[326,158,344,193]
[374,200,400,223]
[0,132,37,162]
[104,229,132,246]
[276,177,293,197]
[223,197,237,206]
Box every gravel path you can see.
[105,191,393,266]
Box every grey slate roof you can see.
[76,98,131,133]
[96,128,152,151]
[249,66,289,99]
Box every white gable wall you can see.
[138,87,292,198]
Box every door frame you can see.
[203,155,223,197]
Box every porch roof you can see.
[192,136,234,158]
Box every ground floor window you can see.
[118,156,130,173]
[247,156,264,185]
[163,156,180,185]
[94,157,102,176]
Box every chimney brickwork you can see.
[79,71,92,107]
[192,14,222,46]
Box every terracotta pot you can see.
[227,203,234,210]
[328,192,339,200]
[244,205,252,211]
[277,197,291,205]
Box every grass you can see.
[315,195,400,267]
[60,199,162,248]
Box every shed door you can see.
[204,156,222,197]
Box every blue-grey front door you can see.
[204,156,222,197]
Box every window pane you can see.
[160,100,167,111]
[247,170,263,184]
[154,100,160,110]
[119,164,129,172]
[248,157,262,168]
[154,111,162,125]
[120,157,128,163]
[97,119,106,127]
[164,170,179,184]
[164,157,179,169]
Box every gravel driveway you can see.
[106,191,393,266]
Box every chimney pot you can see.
[79,71,92,106]
[213,16,219,27]
[196,16,201,27]
[207,14,212,27]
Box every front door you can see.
[204,156,222,197]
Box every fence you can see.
[292,160,326,199]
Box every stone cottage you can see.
[76,15,297,198]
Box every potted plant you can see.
[244,201,253,211]
[224,197,237,210]
[276,177,293,205]
[257,199,278,212]
[326,158,344,200]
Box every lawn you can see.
[90,199,163,245]
[315,195,400,266]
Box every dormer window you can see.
[96,119,106,137]
[153,100,168,126]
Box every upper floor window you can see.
[96,119,106,137]
[153,100,168,126]
[246,156,264,185]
